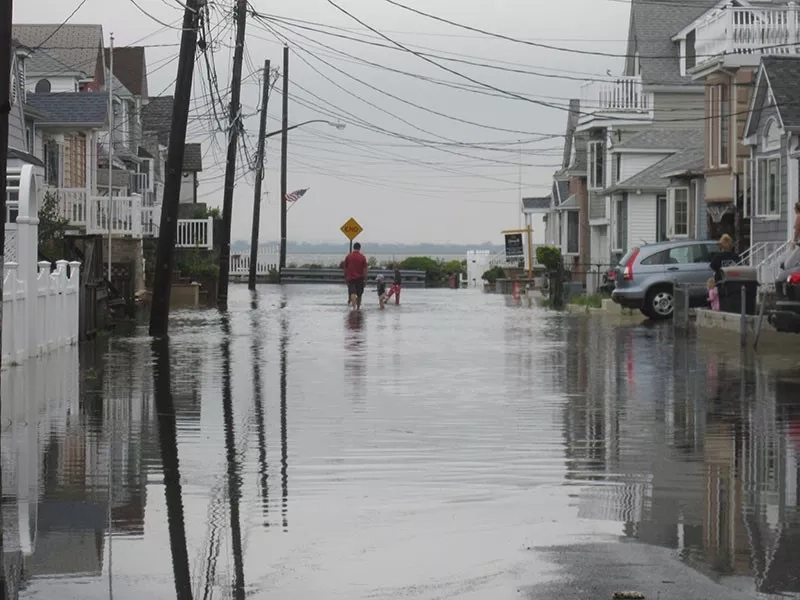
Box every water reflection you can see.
[344,312,366,409]
[250,292,270,526]
[220,316,245,600]
[152,338,193,600]
[280,298,289,531]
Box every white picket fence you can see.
[3,165,81,366]
[230,244,280,276]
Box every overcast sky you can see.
[15,0,630,245]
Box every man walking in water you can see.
[343,242,368,310]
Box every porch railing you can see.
[695,6,800,65]
[580,76,652,117]
[230,244,280,275]
[176,217,214,249]
[87,195,143,237]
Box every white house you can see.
[521,196,550,247]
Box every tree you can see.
[38,190,69,259]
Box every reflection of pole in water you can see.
[280,311,289,531]
[250,291,270,526]
[221,316,246,600]
[152,338,194,600]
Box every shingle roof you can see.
[109,72,133,97]
[522,196,551,211]
[142,95,174,145]
[557,194,579,210]
[104,47,148,97]
[556,180,569,204]
[603,146,704,194]
[659,146,705,178]
[184,143,203,172]
[612,128,704,151]
[625,0,716,87]
[564,135,587,176]
[13,24,103,79]
[26,92,108,126]
[762,56,800,129]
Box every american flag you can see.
[284,188,309,203]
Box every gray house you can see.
[743,56,800,253]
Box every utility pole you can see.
[217,0,249,310]
[248,60,271,291]
[0,1,13,596]
[149,0,202,337]
[107,33,114,284]
[279,45,289,274]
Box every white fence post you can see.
[206,216,214,249]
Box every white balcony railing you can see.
[87,195,144,237]
[176,217,214,249]
[695,6,800,65]
[580,76,652,121]
[40,187,89,227]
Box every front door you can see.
[656,195,668,242]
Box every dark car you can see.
[768,246,800,333]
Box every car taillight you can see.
[788,272,800,285]
[623,249,640,281]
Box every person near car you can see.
[342,242,368,310]
[707,277,720,312]
[710,234,739,283]
[794,202,800,246]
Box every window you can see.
[612,153,621,184]
[613,197,626,252]
[719,85,729,166]
[686,30,696,70]
[641,244,705,266]
[756,157,781,216]
[589,141,605,189]
[656,194,668,242]
[708,85,717,168]
[43,140,59,186]
[567,211,579,254]
[668,187,689,237]
[25,123,33,153]
[742,159,753,218]
[762,118,781,153]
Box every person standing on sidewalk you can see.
[343,242,368,310]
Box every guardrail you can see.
[280,268,427,287]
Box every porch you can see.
[39,186,214,248]
[694,5,800,71]
[578,76,653,129]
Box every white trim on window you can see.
[667,186,690,238]
[708,85,717,168]
[762,117,782,153]
[719,84,729,167]
[756,156,781,217]
[588,140,605,190]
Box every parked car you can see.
[768,246,800,333]
[611,239,723,320]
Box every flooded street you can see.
[3,285,800,599]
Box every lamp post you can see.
[277,119,345,273]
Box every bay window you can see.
[756,157,780,217]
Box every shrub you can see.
[535,246,563,272]
[482,266,505,285]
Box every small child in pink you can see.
[707,278,720,311]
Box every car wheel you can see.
[644,285,674,320]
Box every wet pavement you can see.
[3,285,800,599]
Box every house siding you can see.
[627,193,657,249]
[652,91,705,128]
[619,153,669,182]
[589,190,606,220]
[695,179,708,240]
[8,99,25,152]
[751,101,789,245]
[27,76,78,93]
[179,172,196,203]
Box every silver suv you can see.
[611,239,723,320]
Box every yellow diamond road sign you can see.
[340,217,363,241]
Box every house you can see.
[742,56,800,261]
[675,1,800,248]
[600,128,704,259]
[521,196,550,247]
[548,99,587,282]
[141,95,204,206]
[7,40,45,172]
[12,24,105,93]
[577,0,715,270]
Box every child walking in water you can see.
[385,266,402,305]
[707,278,720,312]
[376,275,387,309]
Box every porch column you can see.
[85,130,94,194]
[789,136,799,242]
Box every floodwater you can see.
[3,286,800,599]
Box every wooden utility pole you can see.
[149,0,202,337]
[248,60,271,291]
[279,45,289,273]
[217,0,249,309]
[0,1,12,595]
